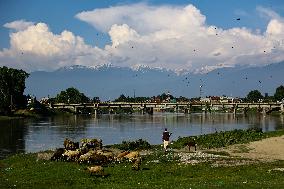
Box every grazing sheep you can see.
[132,157,142,171]
[80,138,102,150]
[78,150,96,164]
[124,151,139,162]
[88,154,108,165]
[63,138,79,151]
[79,146,89,155]
[37,152,53,161]
[51,148,65,161]
[87,166,104,176]
[62,150,81,161]
[115,151,130,162]
[97,150,114,162]
[187,140,197,151]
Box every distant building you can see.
[200,97,210,103]
[40,97,50,105]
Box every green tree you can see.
[114,94,127,102]
[56,87,89,104]
[0,66,29,114]
[274,85,284,101]
[246,90,263,102]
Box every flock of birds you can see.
[20,16,282,91]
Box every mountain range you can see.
[25,62,284,101]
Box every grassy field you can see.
[1,129,284,189]
[1,151,284,188]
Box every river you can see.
[1,113,284,159]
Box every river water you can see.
[1,113,284,159]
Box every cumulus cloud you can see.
[1,3,284,73]
[75,3,284,72]
[0,22,108,71]
[4,20,34,31]
[256,6,283,21]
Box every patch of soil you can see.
[216,135,284,162]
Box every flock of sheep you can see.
[49,138,142,176]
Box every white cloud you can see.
[3,20,34,31]
[1,4,284,73]
[75,3,205,34]
[0,22,108,71]
[256,6,282,21]
[75,3,284,72]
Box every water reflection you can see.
[0,113,283,159]
[0,119,27,159]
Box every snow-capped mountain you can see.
[25,62,284,100]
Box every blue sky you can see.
[1,0,283,48]
[1,0,284,72]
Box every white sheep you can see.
[63,150,81,161]
[87,166,104,176]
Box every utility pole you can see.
[10,94,13,112]
[199,85,203,98]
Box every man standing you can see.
[162,128,172,151]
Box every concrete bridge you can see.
[51,102,284,114]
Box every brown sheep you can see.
[63,138,79,151]
[124,151,139,162]
[187,141,197,151]
[132,157,142,171]
[89,153,108,165]
[51,148,65,161]
[116,151,130,162]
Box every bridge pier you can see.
[281,104,284,113]
[232,104,238,115]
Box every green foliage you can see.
[111,139,151,151]
[274,85,284,101]
[0,66,29,115]
[56,87,89,104]
[246,90,263,102]
[171,128,264,149]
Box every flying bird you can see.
[236,18,240,21]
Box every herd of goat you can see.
[49,138,142,176]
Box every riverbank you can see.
[0,109,74,120]
[1,130,284,188]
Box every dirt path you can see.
[220,135,284,161]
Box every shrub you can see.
[171,128,263,149]
[112,139,151,151]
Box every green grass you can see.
[1,152,284,189]
[171,129,284,150]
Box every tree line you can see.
[1,66,284,115]
[245,87,284,103]
[0,66,29,115]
